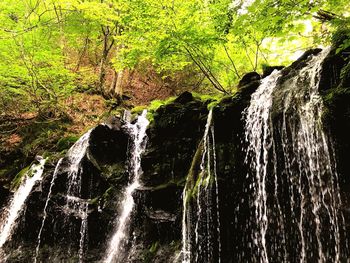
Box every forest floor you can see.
[0,68,184,168]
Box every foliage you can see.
[0,0,349,115]
[56,135,79,151]
[10,165,31,190]
[143,241,160,263]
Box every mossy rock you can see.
[102,186,115,202]
[56,135,79,151]
[332,27,350,53]
[100,162,127,182]
[143,241,160,263]
[340,61,350,88]
[0,167,12,182]
[10,166,28,190]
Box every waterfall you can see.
[65,130,92,203]
[35,129,92,263]
[64,129,92,263]
[244,49,345,262]
[180,109,221,263]
[79,201,89,263]
[34,158,62,262]
[103,110,149,263]
[0,157,46,248]
[244,70,282,263]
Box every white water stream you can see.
[35,129,92,263]
[0,157,46,248]
[181,109,221,263]
[244,70,282,263]
[34,158,62,262]
[244,49,344,262]
[103,110,149,263]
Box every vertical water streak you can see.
[180,188,191,263]
[181,109,221,263]
[244,70,282,263]
[66,129,92,208]
[64,129,92,262]
[34,158,62,262]
[103,110,149,263]
[194,109,213,262]
[79,202,89,263]
[211,124,221,263]
[280,49,341,262]
[0,158,46,248]
[244,48,345,262]
[35,129,92,262]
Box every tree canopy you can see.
[0,0,349,114]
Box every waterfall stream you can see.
[34,129,92,263]
[34,158,62,262]
[181,109,221,263]
[103,110,149,263]
[244,70,282,262]
[0,47,349,263]
[64,129,92,263]
[244,49,345,262]
[0,157,46,249]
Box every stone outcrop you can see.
[0,43,349,262]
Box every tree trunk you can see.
[110,69,130,98]
[98,50,108,94]
[98,26,115,96]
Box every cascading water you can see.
[34,158,62,263]
[34,129,92,263]
[244,70,282,262]
[0,157,46,249]
[65,130,92,203]
[1,47,349,263]
[243,49,346,262]
[79,201,89,263]
[180,109,221,263]
[103,110,149,263]
[64,129,92,263]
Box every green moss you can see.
[149,97,176,111]
[56,135,79,151]
[143,241,160,263]
[90,196,99,205]
[332,27,350,53]
[146,111,156,124]
[102,186,115,202]
[183,140,204,204]
[209,94,239,110]
[130,96,177,123]
[149,241,159,253]
[147,97,175,122]
[324,87,350,103]
[340,61,350,87]
[322,85,350,124]
[100,163,126,181]
[0,168,9,179]
[10,165,31,190]
[131,105,147,115]
[131,92,224,124]
[153,177,186,191]
[207,100,219,110]
[192,92,222,102]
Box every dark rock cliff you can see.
[0,43,349,263]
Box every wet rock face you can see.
[2,124,130,262]
[89,124,129,166]
[238,71,261,88]
[2,45,350,263]
[321,46,350,227]
[142,99,208,188]
[262,66,285,78]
